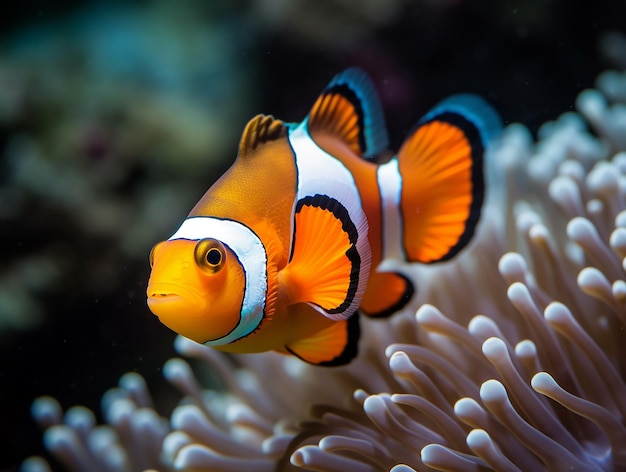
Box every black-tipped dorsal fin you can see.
[307,68,388,159]
[239,114,287,157]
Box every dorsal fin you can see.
[238,114,287,157]
[307,68,388,159]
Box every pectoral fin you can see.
[281,193,370,321]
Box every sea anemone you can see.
[23,67,626,472]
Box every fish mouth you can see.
[146,283,207,313]
[147,294,186,306]
[146,282,227,343]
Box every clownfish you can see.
[147,68,501,366]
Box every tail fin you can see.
[397,94,501,263]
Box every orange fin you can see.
[238,114,287,158]
[397,94,501,263]
[307,68,388,159]
[285,312,360,366]
[360,271,414,318]
[281,193,370,321]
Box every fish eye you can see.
[194,238,226,274]
[206,247,222,266]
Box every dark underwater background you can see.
[1,0,625,470]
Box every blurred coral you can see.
[0,2,252,331]
[23,67,626,471]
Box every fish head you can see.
[146,238,245,344]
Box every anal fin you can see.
[360,271,414,318]
[285,312,360,366]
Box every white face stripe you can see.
[377,158,405,261]
[287,122,371,319]
[168,216,267,346]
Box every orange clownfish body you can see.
[147,68,501,366]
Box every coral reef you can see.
[22,67,626,471]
